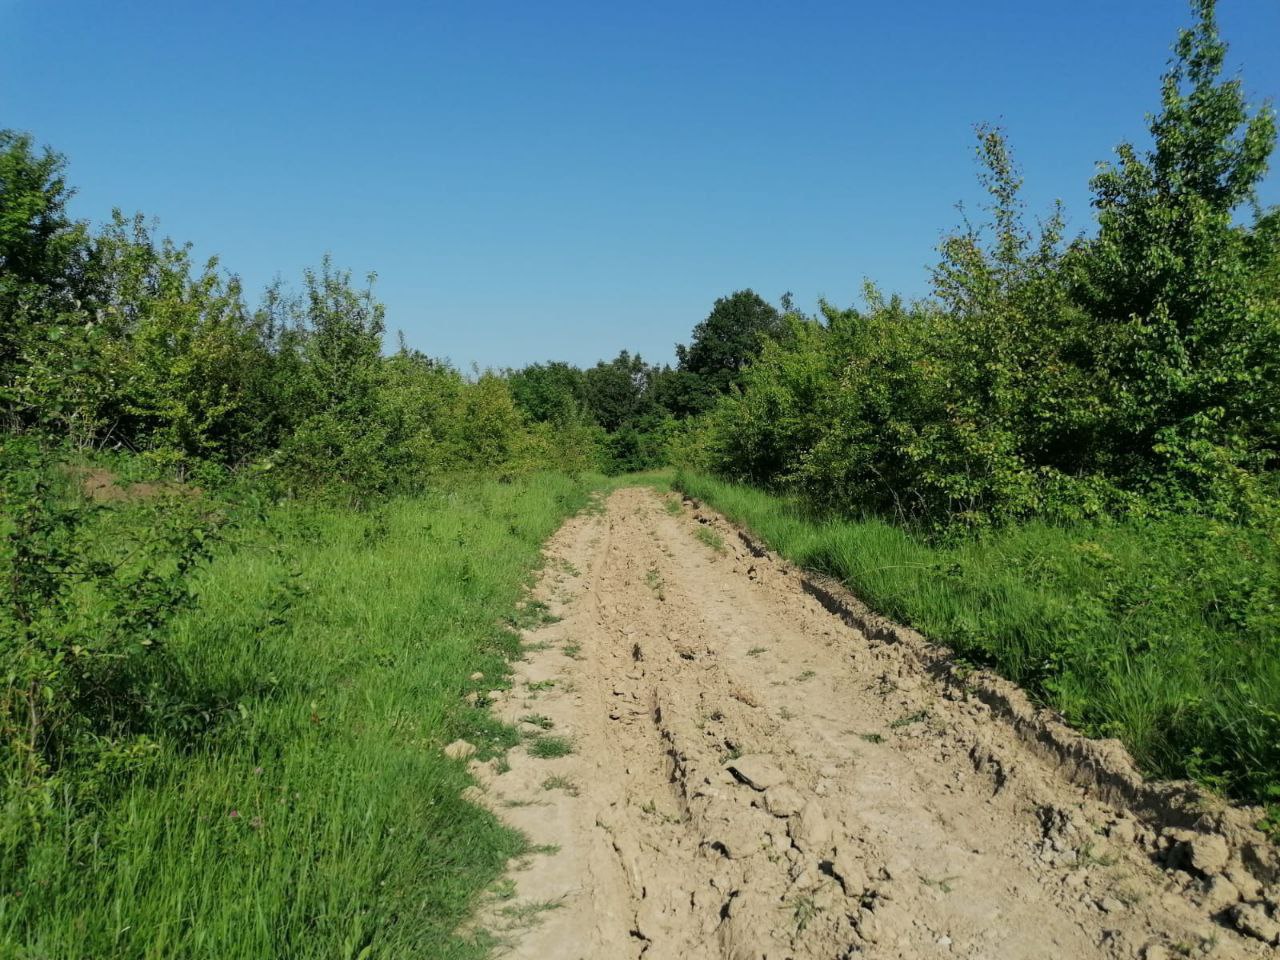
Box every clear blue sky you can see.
[3,1,1278,370]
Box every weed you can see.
[540,775,580,797]
[1076,841,1119,869]
[528,735,574,759]
[1257,805,1280,843]
[694,526,725,553]
[796,669,817,682]
[562,642,582,659]
[509,600,560,631]
[920,874,960,894]
[0,472,599,957]
[859,732,885,744]
[747,646,767,657]
[890,709,930,729]
[785,892,820,933]
[645,565,665,600]
[496,899,563,927]
[520,714,554,730]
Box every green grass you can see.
[675,470,1280,808]
[1,472,602,959]
[540,775,579,796]
[527,735,574,759]
[694,526,725,553]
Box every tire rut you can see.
[466,487,1275,959]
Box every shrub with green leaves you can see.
[0,443,220,844]
[704,0,1279,530]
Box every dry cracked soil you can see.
[461,487,1280,959]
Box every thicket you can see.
[505,289,784,472]
[0,163,606,498]
[1,122,774,486]
[701,0,1280,530]
[0,99,776,912]
[684,0,1280,809]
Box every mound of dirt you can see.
[66,465,191,503]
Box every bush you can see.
[702,2,1279,530]
[0,442,220,850]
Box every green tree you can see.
[581,350,657,432]
[86,212,276,466]
[1072,0,1279,504]
[677,289,784,395]
[0,131,90,428]
[651,366,716,419]
[275,258,392,497]
[507,361,589,424]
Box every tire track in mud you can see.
[466,487,1277,959]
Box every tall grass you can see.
[676,471,1280,810]
[2,473,599,959]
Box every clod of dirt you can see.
[788,800,833,854]
[1203,876,1243,912]
[726,755,787,791]
[1188,832,1232,876]
[762,784,804,817]
[1107,817,1138,845]
[1232,902,1280,944]
[854,907,881,943]
[826,846,869,897]
[70,465,189,502]
[443,739,477,760]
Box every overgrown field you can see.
[1,472,600,959]
[676,471,1280,813]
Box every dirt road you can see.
[467,487,1278,959]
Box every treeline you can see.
[0,133,787,493]
[0,69,792,844]
[697,2,1280,530]
[507,289,786,471]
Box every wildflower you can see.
[228,809,240,819]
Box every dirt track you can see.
[467,487,1278,959]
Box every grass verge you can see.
[675,470,1280,811]
[2,472,601,959]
